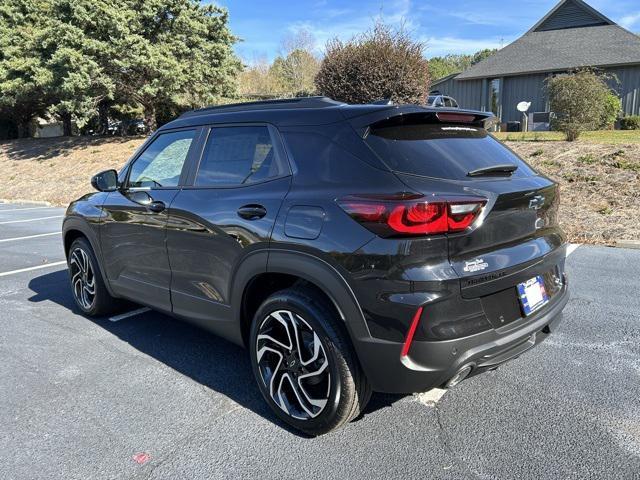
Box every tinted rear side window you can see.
[365,122,536,180]
[195,126,287,186]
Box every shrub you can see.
[601,92,622,129]
[620,116,640,130]
[530,149,544,157]
[546,70,615,141]
[315,23,430,104]
[577,154,596,164]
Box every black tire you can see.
[249,287,371,436]
[67,237,122,317]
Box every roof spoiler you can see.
[347,105,498,132]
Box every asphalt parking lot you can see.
[0,201,639,480]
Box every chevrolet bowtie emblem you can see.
[529,195,545,210]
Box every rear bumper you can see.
[353,284,569,394]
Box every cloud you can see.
[417,1,540,27]
[421,36,508,58]
[418,5,501,26]
[447,12,502,26]
[619,12,640,30]
[323,8,355,19]
[286,0,418,53]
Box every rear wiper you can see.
[467,164,518,177]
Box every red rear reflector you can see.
[401,307,424,357]
[338,195,486,237]
[436,112,476,123]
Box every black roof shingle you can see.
[456,25,640,80]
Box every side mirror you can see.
[91,169,119,192]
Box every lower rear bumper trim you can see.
[353,286,569,393]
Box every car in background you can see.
[427,94,459,108]
[107,119,147,136]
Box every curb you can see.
[615,240,640,250]
[0,198,54,207]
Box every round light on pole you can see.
[517,101,532,133]
[517,101,531,113]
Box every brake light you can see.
[338,194,486,237]
[436,112,476,123]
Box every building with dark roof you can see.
[430,0,640,126]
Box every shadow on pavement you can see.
[27,269,404,436]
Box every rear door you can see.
[166,124,291,332]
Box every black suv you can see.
[63,97,569,435]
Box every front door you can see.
[166,125,291,333]
[100,128,199,312]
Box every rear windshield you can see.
[364,120,536,180]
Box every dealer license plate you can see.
[517,276,549,316]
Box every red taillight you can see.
[343,202,386,222]
[338,194,486,237]
[388,202,448,234]
[401,306,424,357]
[436,112,476,123]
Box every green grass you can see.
[495,130,640,144]
[612,159,640,173]
[577,154,597,164]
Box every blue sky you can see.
[211,0,640,62]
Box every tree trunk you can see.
[16,117,31,138]
[143,104,157,132]
[98,101,109,135]
[61,112,73,136]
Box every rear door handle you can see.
[237,205,267,220]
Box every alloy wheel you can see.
[69,247,96,310]
[255,310,331,420]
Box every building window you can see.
[488,78,501,118]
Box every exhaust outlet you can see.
[445,365,473,388]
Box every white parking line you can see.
[0,206,57,212]
[0,216,63,225]
[566,244,581,257]
[109,307,151,322]
[0,232,61,243]
[0,261,67,278]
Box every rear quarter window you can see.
[364,122,537,180]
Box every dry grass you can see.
[495,130,640,144]
[0,136,145,205]
[505,141,640,244]
[1,135,638,244]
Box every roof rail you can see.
[179,96,345,118]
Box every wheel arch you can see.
[62,217,116,297]
[231,249,371,348]
[63,218,98,255]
